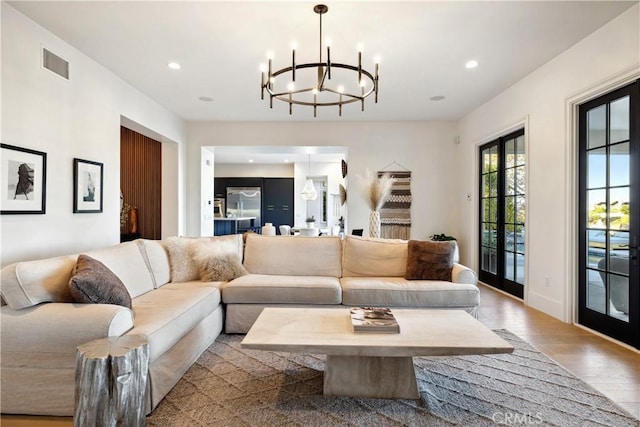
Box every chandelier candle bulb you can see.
[292,49,296,81]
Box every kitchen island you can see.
[214,217,257,235]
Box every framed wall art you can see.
[1,144,47,214]
[73,158,103,213]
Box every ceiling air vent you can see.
[42,48,69,80]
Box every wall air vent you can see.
[42,48,69,80]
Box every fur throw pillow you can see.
[198,254,248,282]
[69,254,132,308]
[405,240,455,281]
[163,237,200,282]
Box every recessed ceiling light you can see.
[248,159,254,163]
[430,95,446,101]
[198,96,214,102]
[168,62,181,70]
[465,60,478,69]
[284,159,290,163]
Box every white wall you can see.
[1,4,186,266]
[457,5,640,321]
[214,163,294,178]
[187,121,460,239]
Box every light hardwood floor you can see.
[2,283,639,426]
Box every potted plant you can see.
[305,215,315,228]
[430,233,459,262]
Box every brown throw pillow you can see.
[199,254,248,282]
[69,254,132,308]
[405,240,455,281]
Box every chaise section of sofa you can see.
[0,236,240,416]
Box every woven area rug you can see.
[148,330,638,426]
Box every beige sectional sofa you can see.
[223,233,479,333]
[0,235,242,416]
[0,233,478,417]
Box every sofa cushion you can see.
[197,254,248,282]
[163,235,244,282]
[405,240,455,281]
[68,255,132,309]
[128,287,220,361]
[342,236,408,277]
[137,239,171,288]
[243,234,342,277]
[83,242,155,299]
[222,274,342,304]
[1,255,77,309]
[340,277,479,308]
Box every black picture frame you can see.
[73,158,103,213]
[1,144,47,215]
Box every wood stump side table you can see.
[74,335,149,427]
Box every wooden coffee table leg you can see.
[323,355,420,399]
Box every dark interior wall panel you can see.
[120,126,162,240]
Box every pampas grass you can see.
[358,169,394,211]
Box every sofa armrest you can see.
[452,263,477,285]
[1,303,134,354]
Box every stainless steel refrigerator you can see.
[226,187,261,230]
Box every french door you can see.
[479,129,526,298]
[578,80,639,348]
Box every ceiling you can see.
[8,1,637,123]
[212,146,347,164]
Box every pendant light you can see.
[301,154,318,201]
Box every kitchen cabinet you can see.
[262,178,294,232]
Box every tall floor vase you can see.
[369,210,381,238]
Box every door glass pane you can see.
[482,246,491,271]
[608,274,629,320]
[587,147,606,189]
[505,226,515,251]
[483,151,492,173]
[587,104,607,149]
[515,136,525,166]
[505,139,515,168]
[515,253,525,284]
[505,197,515,223]
[489,172,498,197]
[482,175,489,197]
[515,196,525,223]
[516,227,525,253]
[505,252,515,281]
[610,96,630,144]
[586,268,606,314]
[587,189,607,228]
[609,142,629,187]
[489,198,497,222]
[489,248,497,274]
[609,231,629,275]
[505,168,515,195]
[587,230,606,268]
[515,166,525,194]
[490,146,498,169]
[609,187,629,230]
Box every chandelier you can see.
[260,4,379,117]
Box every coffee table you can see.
[241,308,514,399]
